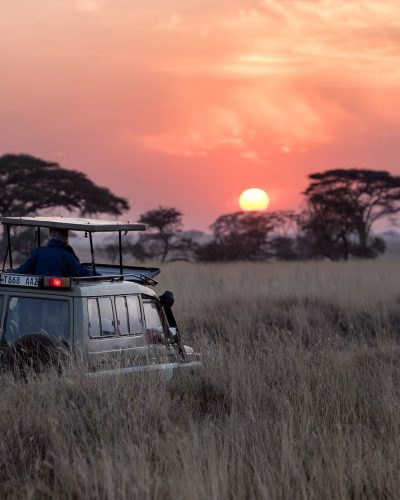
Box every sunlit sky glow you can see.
[1,0,400,229]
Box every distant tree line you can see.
[120,169,400,262]
[2,154,400,262]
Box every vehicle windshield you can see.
[4,297,69,342]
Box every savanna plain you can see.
[2,259,400,499]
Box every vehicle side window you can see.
[88,298,115,338]
[143,300,165,344]
[98,297,115,336]
[88,299,101,338]
[115,296,142,336]
[115,296,129,334]
[126,296,142,335]
[5,296,69,342]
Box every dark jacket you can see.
[11,239,92,277]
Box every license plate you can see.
[0,273,40,287]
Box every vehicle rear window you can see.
[5,297,69,342]
[88,297,115,338]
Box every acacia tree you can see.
[198,211,297,261]
[136,206,183,262]
[0,154,129,216]
[302,169,400,259]
[0,154,129,257]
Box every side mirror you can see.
[160,291,174,307]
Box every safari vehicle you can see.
[0,216,200,376]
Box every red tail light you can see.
[43,277,71,289]
[49,278,62,287]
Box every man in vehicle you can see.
[9,228,94,277]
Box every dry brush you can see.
[1,259,400,499]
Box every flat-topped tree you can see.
[0,154,129,217]
[137,207,183,262]
[302,169,400,259]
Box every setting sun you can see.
[239,188,270,212]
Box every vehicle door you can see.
[85,295,148,371]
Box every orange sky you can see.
[1,0,400,229]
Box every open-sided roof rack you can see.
[1,216,146,275]
[73,273,158,286]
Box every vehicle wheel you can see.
[1,334,70,377]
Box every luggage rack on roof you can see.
[78,264,160,286]
[73,273,158,286]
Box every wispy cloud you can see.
[74,0,103,12]
[153,12,184,31]
[124,0,400,157]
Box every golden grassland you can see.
[2,259,400,499]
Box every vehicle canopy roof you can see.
[1,216,149,276]
[0,216,146,233]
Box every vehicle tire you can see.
[1,334,70,377]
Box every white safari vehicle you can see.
[0,216,200,376]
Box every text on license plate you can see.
[0,274,40,287]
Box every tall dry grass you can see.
[1,259,400,499]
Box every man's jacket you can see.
[11,239,92,277]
